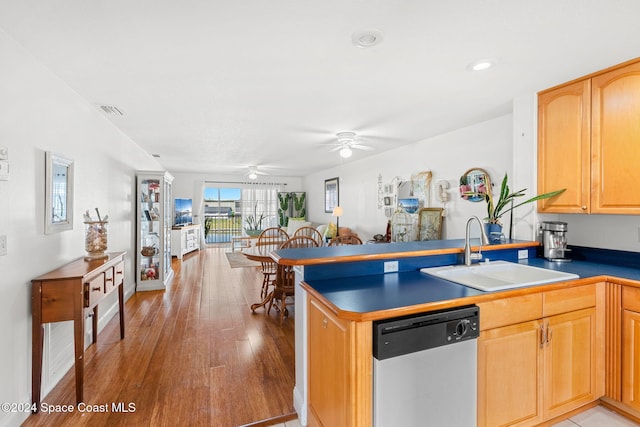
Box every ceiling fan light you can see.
[339,146,353,158]
[248,172,258,180]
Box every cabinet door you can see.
[308,297,350,427]
[591,60,640,214]
[537,79,591,213]
[544,307,598,418]
[622,309,640,410]
[478,320,543,427]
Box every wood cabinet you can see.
[478,319,543,426]
[622,286,640,411]
[31,253,126,410]
[171,224,200,259]
[538,79,591,213]
[478,284,603,426]
[307,295,371,427]
[538,58,640,214]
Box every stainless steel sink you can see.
[420,260,579,292]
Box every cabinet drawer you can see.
[623,286,640,312]
[543,284,596,317]
[104,267,115,294]
[85,274,105,308]
[478,294,543,331]
[114,261,125,287]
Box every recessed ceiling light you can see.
[352,29,384,48]
[468,59,497,71]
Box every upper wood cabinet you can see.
[538,79,591,213]
[538,58,640,214]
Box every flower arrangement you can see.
[484,173,565,225]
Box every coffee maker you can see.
[540,221,571,261]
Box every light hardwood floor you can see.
[23,247,296,427]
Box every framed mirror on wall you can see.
[45,151,74,234]
[459,168,492,202]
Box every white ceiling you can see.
[2,1,640,178]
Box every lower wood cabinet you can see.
[307,295,371,427]
[622,286,640,411]
[545,307,599,418]
[478,320,543,426]
[478,284,603,427]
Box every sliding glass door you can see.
[203,184,282,245]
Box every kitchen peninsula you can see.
[272,239,640,426]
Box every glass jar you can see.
[84,220,108,260]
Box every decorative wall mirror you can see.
[45,151,74,234]
[459,168,492,202]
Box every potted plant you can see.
[244,203,265,237]
[483,173,565,239]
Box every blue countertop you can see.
[304,254,640,317]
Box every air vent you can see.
[99,105,124,116]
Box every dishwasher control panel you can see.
[373,305,479,360]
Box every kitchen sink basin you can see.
[420,260,579,292]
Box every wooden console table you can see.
[31,252,126,411]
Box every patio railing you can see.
[204,215,242,244]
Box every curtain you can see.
[241,185,281,230]
[193,180,206,246]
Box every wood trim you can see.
[606,282,623,400]
[537,56,640,95]
[301,276,606,323]
[350,320,372,427]
[272,241,540,266]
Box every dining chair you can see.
[293,226,323,247]
[329,234,363,246]
[268,236,319,324]
[256,227,290,298]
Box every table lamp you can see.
[332,206,343,236]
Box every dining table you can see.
[242,244,278,312]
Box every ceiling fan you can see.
[327,132,375,158]
[246,166,268,180]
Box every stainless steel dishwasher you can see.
[373,305,479,427]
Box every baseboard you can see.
[238,412,298,427]
[293,385,306,426]
[600,397,640,424]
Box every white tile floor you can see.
[271,406,639,427]
[551,406,639,427]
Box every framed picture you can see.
[383,196,392,206]
[44,151,74,234]
[417,208,444,241]
[324,177,339,213]
[398,197,419,214]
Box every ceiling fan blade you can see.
[352,144,374,151]
[329,146,342,152]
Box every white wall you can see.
[303,115,515,241]
[171,172,303,199]
[0,29,161,426]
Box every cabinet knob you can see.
[581,206,587,210]
[322,318,328,329]
[92,286,101,292]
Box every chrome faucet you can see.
[464,216,490,266]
